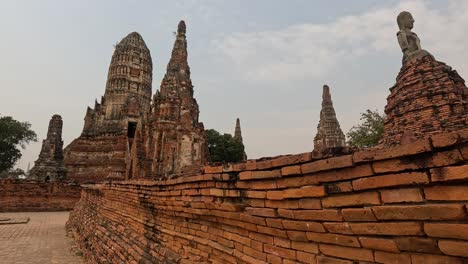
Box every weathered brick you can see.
[245,207,277,218]
[297,251,316,264]
[380,188,423,203]
[438,240,468,257]
[424,223,468,240]
[266,254,282,264]
[324,181,353,194]
[243,190,267,199]
[424,185,468,201]
[248,232,273,244]
[282,220,326,232]
[374,251,411,264]
[359,237,399,252]
[291,241,319,254]
[278,209,343,221]
[301,155,353,174]
[431,131,459,148]
[316,256,353,264]
[242,246,266,261]
[273,236,290,248]
[239,170,281,180]
[314,164,374,182]
[430,164,468,182]
[319,244,374,262]
[342,208,377,222]
[257,226,287,238]
[460,144,468,160]
[322,191,380,208]
[372,204,466,220]
[395,237,441,254]
[265,218,283,229]
[265,199,299,209]
[298,198,322,209]
[286,230,307,241]
[255,160,272,170]
[281,165,301,176]
[263,244,296,260]
[323,222,353,235]
[276,175,319,188]
[373,139,432,160]
[204,166,223,174]
[411,253,465,264]
[349,222,423,235]
[373,149,463,174]
[306,231,361,247]
[352,171,429,190]
[266,185,326,200]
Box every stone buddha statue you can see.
[397,11,433,64]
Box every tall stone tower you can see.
[30,115,66,181]
[149,21,206,178]
[64,32,153,182]
[234,118,247,160]
[313,85,346,152]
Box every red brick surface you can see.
[0,180,80,212]
[66,130,468,263]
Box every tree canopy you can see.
[346,109,385,148]
[206,129,245,163]
[0,115,37,172]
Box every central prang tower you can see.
[64,32,153,182]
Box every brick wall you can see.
[0,180,81,212]
[67,129,468,263]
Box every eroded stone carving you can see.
[397,11,433,64]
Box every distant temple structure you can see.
[148,20,206,178]
[380,11,468,145]
[30,115,66,181]
[313,85,346,152]
[64,21,206,182]
[233,118,247,160]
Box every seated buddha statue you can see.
[397,11,434,64]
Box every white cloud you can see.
[212,0,468,83]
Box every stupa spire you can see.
[313,85,346,152]
[234,118,243,142]
[233,118,247,160]
[161,20,190,93]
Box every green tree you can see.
[206,129,245,163]
[347,110,385,148]
[0,115,37,173]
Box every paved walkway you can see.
[0,212,84,264]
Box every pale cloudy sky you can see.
[1,0,467,170]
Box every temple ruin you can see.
[29,114,66,181]
[313,85,346,152]
[65,12,468,263]
[63,21,206,183]
[234,118,247,160]
[380,11,468,145]
[4,10,468,264]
